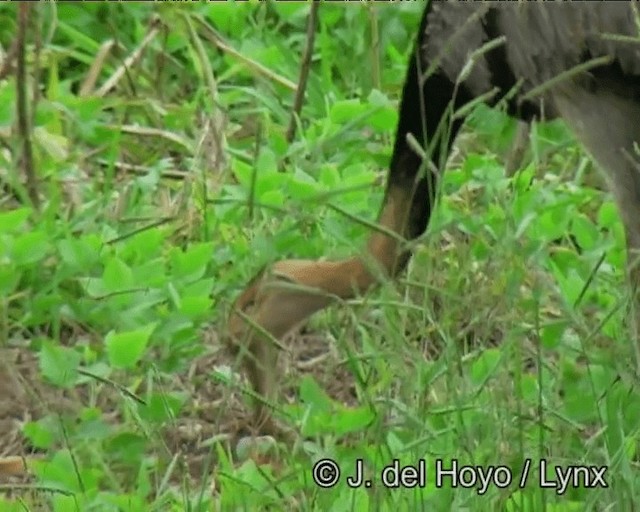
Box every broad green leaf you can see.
[330,99,366,125]
[39,340,81,388]
[57,237,101,271]
[331,406,375,436]
[105,432,147,465]
[178,295,212,321]
[319,165,341,188]
[0,207,31,234]
[570,213,599,252]
[540,320,567,349]
[260,189,286,207]
[102,257,134,292]
[299,375,334,413]
[12,231,50,265]
[470,348,501,385]
[137,392,186,423]
[170,242,214,280]
[105,323,157,369]
[0,264,21,295]
[23,419,55,449]
[0,80,16,126]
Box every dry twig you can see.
[96,19,161,98]
[16,3,39,209]
[285,2,320,144]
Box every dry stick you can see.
[184,13,227,173]
[16,3,39,210]
[505,121,530,177]
[95,158,188,180]
[367,3,381,91]
[105,216,173,245]
[95,21,160,98]
[77,368,147,405]
[247,121,263,221]
[285,1,320,145]
[217,38,297,91]
[107,124,194,153]
[79,39,116,97]
[31,4,41,128]
[0,483,73,495]
[195,19,297,92]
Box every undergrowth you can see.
[0,2,638,511]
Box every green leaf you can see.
[331,406,375,436]
[105,432,147,465]
[366,90,397,132]
[183,278,215,297]
[231,158,253,188]
[170,242,214,280]
[39,340,81,388]
[255,149,278,175]
[119,228,165,263]
[597,200,620,229]
[137,392,186,423]
[299,375,333,412]
[34,126,69,162]
[288,172,319,200]
[470,348,501,385]
[0,264,21,295]
[57,236,101,271]
[105,323,157,369]
[272,2,309,24]
[0,79,16,127]
[12,231,50,265]
[329,99,365,125]
[260,189,286,207]
[34,449,83,492]
[0,207,31,234]
[102,257,134,292]
[540,320,568,349]
[178,295,212,321]
[319,165,341,188]
[570,213,599,252]
[23,419,55,449]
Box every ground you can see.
[0,324,358,485]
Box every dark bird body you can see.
[393,2,640,254]
[423,2,640,103]
[228,1,640,438]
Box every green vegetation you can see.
[0,2,638,510]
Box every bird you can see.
[227,1,640,439]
